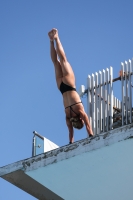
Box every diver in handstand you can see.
[48,28,93,144]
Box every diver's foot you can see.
[48,30,54,41]
[52,28,58,40]
[48,28,58,41]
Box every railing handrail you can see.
[84,73,133,94]
[33,131,44,140]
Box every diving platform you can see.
[1,124,133,200]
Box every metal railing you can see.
[79,58,133,135]
[32,131,44,156]
[32,131,59,156]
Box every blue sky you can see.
[0,0,133,199]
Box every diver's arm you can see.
[66,117,74,143]
[80,110,93,137]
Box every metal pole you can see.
[32,135,36,157]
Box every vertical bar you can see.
[125,61,128,124]
[87,75,92,135]
[110,66,113,130]
[131,58,133,122]
[108,94,110,123]
[116,98,119,108]
[114,97,116,108]
[105,89,107,130]
[102,70,105,132]
[106,68,109,131]
[95,72,98,134]
[113,96,115,107]
[99,71,102,132]
[91,74,95,135]
[33,135,36,156]
[119,100,121,109]
[113,96,115,118]
[129,60,132,123]
[121,62,124,126]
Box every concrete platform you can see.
[1,123,133,200]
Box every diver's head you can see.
[70,117,84,129]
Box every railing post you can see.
[119,100,121,110]
[110,66,113,130]
[121,62,124,126]
[32,134,36,157]
[99,71,102,133]
[91,74,95,135]
[87,75,92,136]
[102,70,105,132]
[106,68,109,131]
[125,61,128,124]
[95,72,98,134]
[129,60,132,123]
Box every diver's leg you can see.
[48,37,63,89]
[52,29,75,87]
